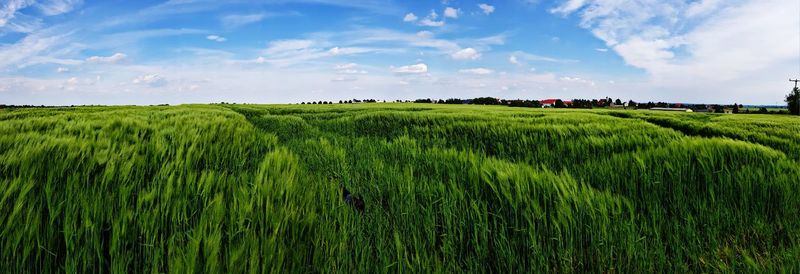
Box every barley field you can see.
[1,103,798,272]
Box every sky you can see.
[0,0,798,105]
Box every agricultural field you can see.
[1,103,798,272]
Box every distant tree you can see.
[759,107,769,114]
[628,100,638,109]
[301,102,306,105]
[615,98,622,105]
[508,100,541,108]
[570,99,592,109]
[471,97,501,105]
[444,98,464,104]
[338,100,343,104]
[414,98,433,103]
[554,99,566,108]
[787,87,800,115]
[713,105,725,113]
[732,103,740,114]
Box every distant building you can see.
[541,99,559,107]
[650,107,693,112]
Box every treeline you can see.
[0,104,159,109]
[300,99,382,105]
[406,97,791,114]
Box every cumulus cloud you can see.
[459,68,493,75]
[56,67,69,73]
[132,74,167,87]
[334,63,367,74]
[444,7,459,18]
[451,48,480,60]
[508,55,519,64]
[86,53,127,64]
[418,10,445,27]
[478,4,495,15]
[416,31,434,39]
[403,13,418,22]
[392,63,428,74]
[206,35,226,42]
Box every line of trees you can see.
[300,99,381,104]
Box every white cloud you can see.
[508,55,519,64]
[392,63,428,74]
[451,48,480,60]
[428,10,439,20]
[419,18,445,27]
[418,10,445,27]
[686,0,722,18]
[221,13,267,28]
[65,77,78,85]
[403,13,418,22]
[206,35,227,42]
[332,76,358,82]
[1,0,82,34]
[595,48,608,52]
[264,39,315,55]
[36,0,83,16]
[86,53,127,64]
[511,51,578,63]
[335,63,358,70]
[550,0,586,15]
[416,31,434,39]
[56,67,69,73]
[549,0,799,103]
[478,4,495,15]
[560,76,596,86]
[459,68,493,75]
[327,46,372,56]
[132,74,167,87]
[334,63,368,74]
[444,7,459,18]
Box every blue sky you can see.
[0,0,798,105]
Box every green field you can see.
[1,103,799,272]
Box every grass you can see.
[1,103,798,272]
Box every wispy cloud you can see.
[86,53,127,64]
[392,63,428,74]
[451,48,480,60]
[220,13,284,29]
[478,4,495,15]
[459,68,493,75]
[511,51,578,63]
[206,35,226,42]
[36,0,83,16]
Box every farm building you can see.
[541,99,572,108]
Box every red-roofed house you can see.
[541,99,558,107]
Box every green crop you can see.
[1,104,798,272]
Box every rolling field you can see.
[1,103,799,272]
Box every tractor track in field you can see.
[605,111,798,160]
